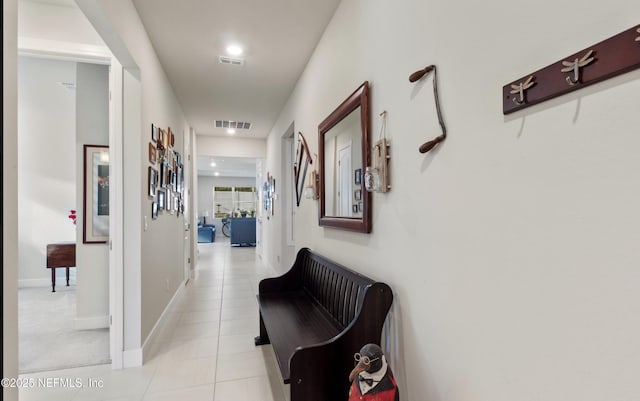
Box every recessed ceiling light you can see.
[227,128,236,135]
[210,162,217,167]
[226,45,243,56]
[214,172,220,176]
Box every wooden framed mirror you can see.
[294,132,312,207]
[318,81,371,233]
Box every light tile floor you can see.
[19,242,289,401]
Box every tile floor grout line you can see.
[211,243,229,400]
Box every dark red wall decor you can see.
[503,24,640,114]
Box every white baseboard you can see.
[75,315,109,330]
[141,280,187,364]
[123,349,143,368]
[18,279,50,288]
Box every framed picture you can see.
[169,127,175,147]
[354,189,362,201]
[148,167,158,198]
[270,176,276,216]
[166,191,172,211]
[170,170,177,191]
[149,142,157,164]
[355,168,362,185]
[157,190,166,210]
[160,162,167,188]
[353,204,358,213]
[151,124,159,143]
[161,129,168,150]
[359,202,363,212]
[83,145,109,244]
[176,165,183,193]
[151,202,158,220]
[157,141,165,159]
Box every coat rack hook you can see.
[510,75,535,104]
[560,49,595,86]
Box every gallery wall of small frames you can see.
[148,124,185,220]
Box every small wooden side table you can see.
[46,242,76,292]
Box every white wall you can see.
[18,0,105,46]
[4,0,20,398]
[17,0,112,327]
[123,67,142,352]
[76,0,191,344]
[75,62,110,328]
[17,57,77,286]
[197,136,266,159]
[264,0,640,400]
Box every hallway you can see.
[20,242,287,401]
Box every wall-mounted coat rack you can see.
[503,24,640,114]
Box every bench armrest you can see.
[258,247,311,294]
[287,281,393,401]
[289,342,339,401]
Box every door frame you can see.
[19,38,125,369]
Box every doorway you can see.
[17,56,112,372]
[196,156,259,244]
[338,143,353,217]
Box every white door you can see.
[338,144,352,217]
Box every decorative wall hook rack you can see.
[409,64,447,153]
[503,24,640,114]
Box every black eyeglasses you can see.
[354,353,380,366]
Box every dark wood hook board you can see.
[503,24,640,115]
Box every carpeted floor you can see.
[19,281,110,373]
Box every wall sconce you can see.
[365,111,391,193]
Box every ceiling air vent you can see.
[218,56,244,66]
[58,82,76,90]
[215,120,252,130]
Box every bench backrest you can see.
[297,248,375,329]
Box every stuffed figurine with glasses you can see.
[348,343,399,401]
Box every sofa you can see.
[197,219,216,243]
[230,217,256,246]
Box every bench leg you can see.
[66,267,70,286]
[254,313,270,346]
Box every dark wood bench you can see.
[254,247,393,401]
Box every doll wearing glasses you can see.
[348,344,399,401]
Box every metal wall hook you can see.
[561,49,595,86]
[510,75,535,104]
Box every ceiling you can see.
[132,0,342,139]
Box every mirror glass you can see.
[318,82,371,233]
[323,107,362,217]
